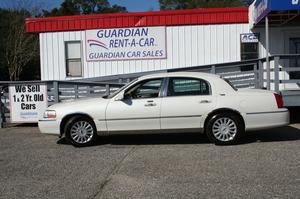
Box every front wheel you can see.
[206,113,244,145]
[64,116,97,147]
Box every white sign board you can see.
[241,33,259,43]
[9,84,48,123]
[86,26,167,61]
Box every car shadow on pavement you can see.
[241,126,300,144]
[288,106,300,124]
[57,126,300,146]
[57,133,211,146]
[3,123,38,128]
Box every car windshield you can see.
[103,79,138,99]
[223,78,238,91]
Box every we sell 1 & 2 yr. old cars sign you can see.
[9,84,48,123]
[86,26,166,61]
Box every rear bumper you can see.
[244,109,290,131]
[38,119,61,135]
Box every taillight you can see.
[274,93,283,108]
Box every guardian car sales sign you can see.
[86,26,167,61]
[9,84,48,122]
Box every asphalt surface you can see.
[0,125,300,199]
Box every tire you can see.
[64,116,97,147]
[206,113,244,145]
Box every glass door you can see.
[289,38,300,79]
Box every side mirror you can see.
[115,91,131,101]
[123,92,132,100]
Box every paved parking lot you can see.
[0,125,300,199]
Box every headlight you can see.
[43,110,56,119]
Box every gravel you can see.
[0,125,299,199]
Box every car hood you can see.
[48,97,109,110]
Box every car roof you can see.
[138,72,220,80]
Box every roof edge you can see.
[26,7,249,33]
[27,7,248,22]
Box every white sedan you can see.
[39,72,289,146]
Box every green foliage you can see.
[159,0,247,10]
[43,0,127,17]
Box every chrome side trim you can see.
[246,110,288,115]
[38,119,56,122]
[107,128,203,135]
[161,115,202,119]
[100,115,202,121]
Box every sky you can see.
[0,0,160,12]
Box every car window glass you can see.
[223,78,237,91]
[127,79,162,99]
[168,78,210,96]
[105,78,138,99]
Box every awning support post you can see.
[274,56,280,93]
[258,60,264,89]
[266,16,271,90]
[0,88,4,128]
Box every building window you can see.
[65,41,82,77]
[241,43,259,61]
[240,33,259,71]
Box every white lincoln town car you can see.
[39,72,289,146]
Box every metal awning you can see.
[255,10,300,27]
[249,0,300,90]
[250,0,300,28]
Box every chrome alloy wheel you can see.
[212,117,237,142]
[70,121,94,144]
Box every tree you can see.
[3,9,39,81]
[159,0,247,10]
[0,0,127,81]
[241,0,254,6]
[43,0,127,17]
[0,9,10,81]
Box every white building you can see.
[25,0,300,90]
[26,7,251,80]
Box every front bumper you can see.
[38,119,61,135]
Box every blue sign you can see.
[253,0,300,25]
[241,33,259,43]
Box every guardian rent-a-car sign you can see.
[86,26,167,61]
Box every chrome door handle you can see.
[145,103,157,107]
[145,100,156,107]
[200,100,211,104]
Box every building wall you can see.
[40,23,250,80]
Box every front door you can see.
[160,77,216,130]
[106,78,163,133]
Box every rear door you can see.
[160,77,216,130]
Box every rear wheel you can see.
[206,113,244,145]
[64,116,97,147]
